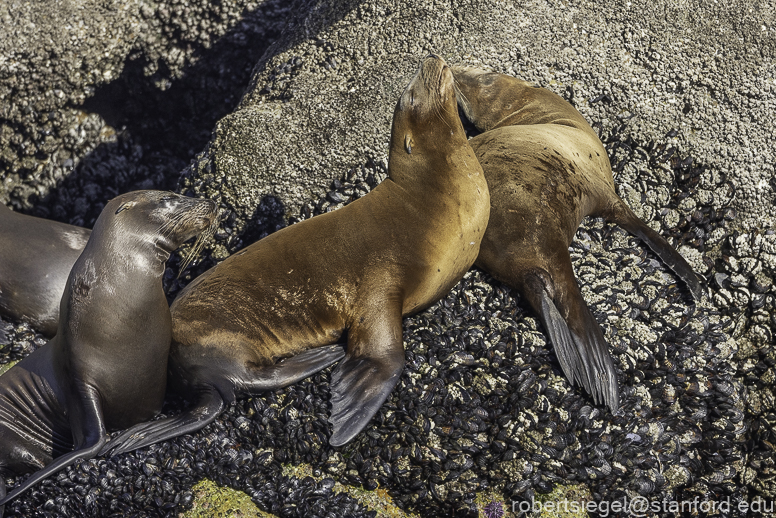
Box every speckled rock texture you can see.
[0,0,284,223]
[1,0,775,517]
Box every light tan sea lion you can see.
[453,66,702,410]
[99,54,490,453]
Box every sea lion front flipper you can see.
[241,343,348,391]
[524,270,620,411]
[328,312,405,447]
[100,386,225,456]
[0,384,108,506]
[102,344,347,456]
[604,199,704,301]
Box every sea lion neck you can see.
[81,214,170,281]
[387,129,474,191]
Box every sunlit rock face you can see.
[2,0,775,516]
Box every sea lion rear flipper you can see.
[604,200,703,301]
[0,385,108,506]
[100,386,224,456]
[525,271,620,411]
[328,313,405,447]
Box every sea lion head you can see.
[451,66,538,132]
[100,190,219,256]
[391,54,466,163]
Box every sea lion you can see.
[99,54,490,454]
[0,191,219,512]
[0,203,90,337]
[452,66,703,411]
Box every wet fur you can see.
[0,191,218,512]
[0,204,91,337]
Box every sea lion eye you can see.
[115,201,137,214]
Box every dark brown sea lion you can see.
[0,191,219,513]
[0,203,90,337]
[100,54,490,453]
[453,66,703,411]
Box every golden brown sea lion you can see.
[453,66,702,410]
[0,191,218,513]
[99,54,490,453]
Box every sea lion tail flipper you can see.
[564,295,620,412]
[100,386,224,457]
[328,314,405,447]
[524,271,620,411]
[604,200,704,301]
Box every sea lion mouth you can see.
[400,55,454,116]
[178,199,223,277]
[176,209,220,276]
[154,196,219,259]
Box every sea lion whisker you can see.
[158,212,189,237]
[0,190,217,508]
[157,214,182,234]
[452,77,473,115]
[177,221,217,277]
[431,99,453,132]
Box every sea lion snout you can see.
[168,196,219,229]
[102,191,219,255]
[151,192,219,241]
[400,55,453,113]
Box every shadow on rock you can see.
[23,0,360,230]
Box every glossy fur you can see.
[454,66,703,411]
[0,191,218,512]
[100,55,490,453]
[0,204,90,337]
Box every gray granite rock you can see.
[0,0,276,221]
[181,0,775,238]
[2,0,776,516]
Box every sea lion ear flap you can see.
[404,134,413,154]
[115,201,138,215]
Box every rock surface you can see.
[1,0,775,517]
[181,0,775,245]
[0,0,285,224]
